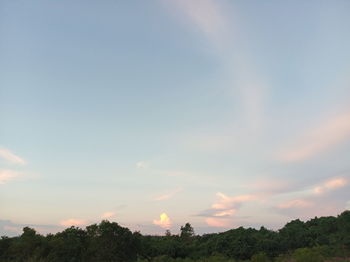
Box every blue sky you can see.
[1,0,350,236]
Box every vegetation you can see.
[1,211,350,262]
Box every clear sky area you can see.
[1,0,350,236]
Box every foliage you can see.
[0,211,350,262]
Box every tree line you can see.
[0,211,349,262]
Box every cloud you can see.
[198,192,257,228]
[101,212,116,219]
[154,188,182,201]
[277,199,313,209]
[164,0,269,135]
[0,148,26,165]
[0,219,63,236]
[0,169,21,184]
[3,225,22,234]
[59,218,88,227]
[213,209,236,217]
[279,112,350,162]
[168,0,227,44]
[313,177,347,195]
[205,217,232,228]
[153,213,172,229]
[212,192,257,210]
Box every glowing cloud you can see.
[153,213,172,229]
[280,113,350,162]
[214,209,236,217]
[60,218,88,227]
[278,199,313,209]
[0,170,20,184]
[313,178,347,194]
[0,148,26,165]
[101,212,116,219]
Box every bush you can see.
[293,248,323,262]
[251,252,271,262]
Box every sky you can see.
[1,0,350,236]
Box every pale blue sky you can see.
[1,0,350,235]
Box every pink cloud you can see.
[211,192,257,209]
[313,177,348,194]
[60,218,88,227]
[0,169,21,184]
[278,199,313,209]
[279,112,350,162]
[0,148,26,165]
[206,217,232,228]
[101,212,116,219]
[214,209,236,217]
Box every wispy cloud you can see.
[0,148,26,165]
[313,177,347,195]
[277,199,314,209]
[0,169,21,184]
[205,217,232,228]
[168,0,227,45]
[59,218,88,227]
[212,192,257,210]
[154,188,182,201]
[153,213,172,229]
[279,112,350,162]
[164,0,269,136]
[101,212,116,219]
[198,192,257,227]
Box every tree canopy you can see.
[0,211,349,262]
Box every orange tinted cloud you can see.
[101,212,116,219]
[206,217,232,228]
[313,178,347,194]
[153,213,172,229]
[60,218,88,227]
[214,209,236,217]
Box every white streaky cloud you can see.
[0,170,21,184]
[153,213,172,229]
[313,177,347,195]
[60,218,88,227]
[164,0,268,134]
[101,212,116,219]
[0,148,26,165]
[277,199,314,209]
[154,188,182,201]
[279,112,350,162]
[168,0,227,44]
[206,217,232,228]
[211,192,257,209]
